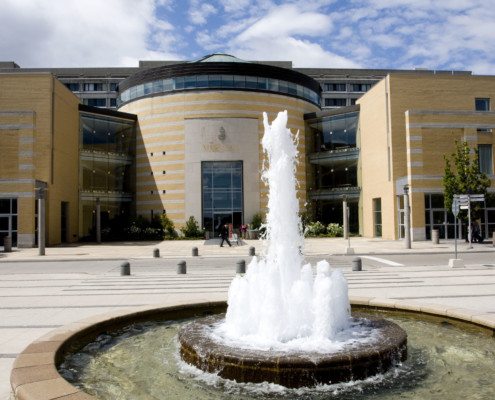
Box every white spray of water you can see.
[217,110,351,349]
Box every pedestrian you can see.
[472,220,483,243]
[240,223,248,239]
[220,224,232,247]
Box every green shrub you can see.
[304,221,326,237]
[160,212,177,239]
[123,215,164,240]
[251,212,264,230]
[181,216,203,238]
[327,223,343,237]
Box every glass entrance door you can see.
[0,198,18,246]
[202,161,243,237]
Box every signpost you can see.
[453,194,485,250]
[451,200,460,259]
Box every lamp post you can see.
[36,184,47,256]
[403,185,411,249]
[342,195,348,240]
[342,195,354,254]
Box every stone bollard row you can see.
[177,260,187,274]
[120,261,131,276]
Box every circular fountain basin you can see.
[10,299,495,400]
[179,314,407,388]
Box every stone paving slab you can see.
[0,242,494,399]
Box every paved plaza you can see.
[1,237,495,399]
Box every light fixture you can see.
[218,126,226,141]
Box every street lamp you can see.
[403,185,411,249]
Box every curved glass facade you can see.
[118,74,320,106]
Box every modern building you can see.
[1,55,494,247]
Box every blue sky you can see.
[1,0,494,73]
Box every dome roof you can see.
[193,54,249,63]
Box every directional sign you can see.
[452,202,460,217]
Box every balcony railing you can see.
[310,186,360,201]
[309,147,359,165]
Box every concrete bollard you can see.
[177,260,187,274]
[432,229,440,245]
[352,257,362,271]
[249,246,255,256]
[3,236,12,252]
[492,232,495,247]
[153,248,160,258]
[120,261,130,276]
[192,247,198,257]
[236,259,246,274]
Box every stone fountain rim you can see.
[10,297,495,400]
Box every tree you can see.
[443,141,491,216]
[180,216,204,238]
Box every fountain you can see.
[178,111,407,387]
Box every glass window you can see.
[373,198,382,237]
[268,78,278,91]
[83,83,105,91]
[196,75,208,88]
[257,77,267,90]
[143,82,153,95]
[245,76,258,89]
[153,79,163,92]
[233,76,245,88]
[478,144,493,174]
[175,77,184,90]
[86,98,106,107]
[109,98,117,107]
[324,98,346,107]
[184,76,197,89]
[208,75,222,87]
[287,82,297,95]
[324,83,346,92]
[221,75,234,87]
[0,199,10,213]
[202,161,243,237]
[163,79,174,91]
[109,83,118,91]
[65,82,79,91]
[350,83,371,92]
[475,98,490,111]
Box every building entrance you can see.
[202,161,243,237]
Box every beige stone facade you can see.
[119,91,318,229]
[0,74,80,246]
[358,74,495,240]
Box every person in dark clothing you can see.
[471,221,483,243]
[220,224,231,247]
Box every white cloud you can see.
[230,36,361,68]
[0,0,182,67]
[188,2,217,25]
[237,4,333,40]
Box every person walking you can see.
[220,224,232,247]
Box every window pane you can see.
[184,76,196,88]
[221,75,234,87]
[475,98,490,111]
[478,144,493,174]
[233,76,245,88]
[0,199,10,214]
